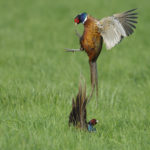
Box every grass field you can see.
[0,0,150,149]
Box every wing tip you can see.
[125,8,138,14]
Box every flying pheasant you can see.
[66,9,138,104]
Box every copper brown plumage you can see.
[66,9,138,104]
[79,15,103,103]
[80,15,103,61]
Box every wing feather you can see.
[98,9,138,50]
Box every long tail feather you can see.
[69,80,87,129]
[87,61,98,106]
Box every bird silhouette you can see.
[66,9,138,104]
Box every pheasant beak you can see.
[75,22,77,26]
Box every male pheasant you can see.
[66,9,138,104]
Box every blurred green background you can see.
[0,0,150,149]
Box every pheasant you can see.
[69,81,98,131]
[66,9,138,104]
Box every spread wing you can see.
[98,9,138,50]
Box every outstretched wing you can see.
[98,9,138,50]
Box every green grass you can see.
[0,0,150,149]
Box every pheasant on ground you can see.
[69,81,98,132]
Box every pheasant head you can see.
[88,119,98,132]
[74,12,87,24]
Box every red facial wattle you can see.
[89,119,97,125]
[74,17,79,24]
